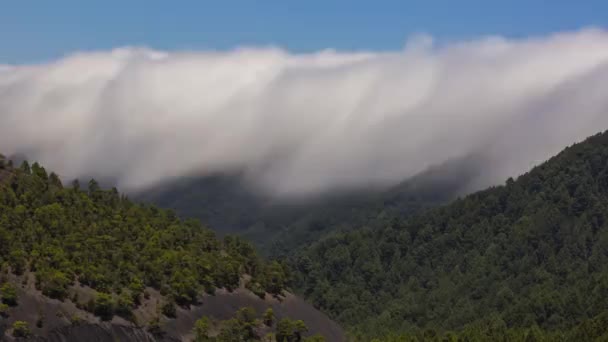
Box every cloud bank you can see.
[2,29,608,196]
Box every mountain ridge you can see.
[291,130,608,340]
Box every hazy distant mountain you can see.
[136,155,484,255]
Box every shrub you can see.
[263,308,275,327]
[0,283,18,306]
[116,290,135,319]
[161,300,177,318]
[93,292,115,321]
[70,314,83,326]
[39,269,71,300]
[12,321,30,338]
[193,316,210,341]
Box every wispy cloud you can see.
[2,29,608,196]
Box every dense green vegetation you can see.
[137,131,608,340]
[192,306,325,342]
[290,131,608,339]
[0,158,288,320]
[361,311,608,341]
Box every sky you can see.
[1,1,607,64]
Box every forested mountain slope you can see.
[291,130,608,340]
[137,156,479,256]
[0,157,340,341]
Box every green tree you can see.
[12,321,31,338]
[276,318,296,342]
[93,292,115,321]
[161,299,177,318]
[263,308,275,326]
[261,261,287,295]
[0,282,18,306]
[116,290,135,319]
[88,178,100,195]
[236,306,258,339]
[293,320,308,341]
[39,269,71,300]
[20,161,30,174]
[193,316,210,341]
[217,318,245,341]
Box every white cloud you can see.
[2,28,608,196]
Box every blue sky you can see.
[1,0,607,64]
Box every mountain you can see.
[290,130,608,340]
[7,127,608,341]
[0,157,342,341]
[136,156,482,256]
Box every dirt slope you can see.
[1,274,345,341]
